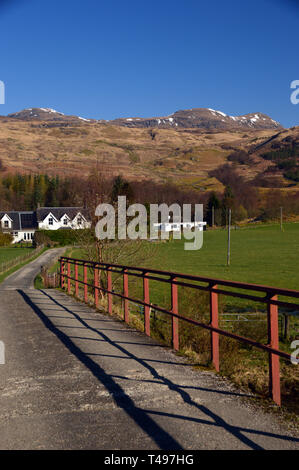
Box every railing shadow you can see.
[18,289,299,450]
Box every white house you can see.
[36,207,91,231]
[153,221,206,232]
[0,211,36,243]
[0,207,91,243]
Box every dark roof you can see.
[36,207,90,222]
[0,207,90,231]
[0,211,36,231]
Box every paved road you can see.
[0,249,298,450]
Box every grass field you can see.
[65,222,299,312]
[64,222,299,338]
[0,246,33,264]
[65,222,299,288]
[0,246,46,284]
[149,222,299,289]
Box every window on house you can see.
[63,218,68,225]
[4,220,9,228]
[77,217,82,226]
[49,218,53,225]
[31,233,34,239]
[24,233,26,240]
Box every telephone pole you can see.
[227,209,231,266]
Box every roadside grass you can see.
[0,247,48,284]
[34,274,44,289]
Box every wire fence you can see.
[0,245,44,274]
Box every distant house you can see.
[0,211,37,243]
[153,221,206,232]
[0,207,91,243]
[36,207,90,231]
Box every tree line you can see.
[0,170,299,225]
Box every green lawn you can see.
[149,222,299,290]
[0,246,34,264]
[0,246,47,284]
[66,222,299,289]
[65,222,299,313]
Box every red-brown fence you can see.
[59,256,299,406]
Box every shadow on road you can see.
[18,289,299,450]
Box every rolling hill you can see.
[0,107,297,194]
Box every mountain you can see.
[2,105,297,194]
[7,108,92,124]
[0,104,297,193]
[4,107,283,131]
[111,108,283,131]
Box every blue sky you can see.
[0,0,298,127]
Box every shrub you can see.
[227,150,252,165]
[34,228,94,246]
[284,168,299,182]
[0,232,13,246]
[33,231,52,247]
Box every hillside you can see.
[0,108,297,194]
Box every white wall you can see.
[1,214,12,230]
[153,222,206,232]
[71,213,91,229]
[12,231,35,243]
[38,213,61,230]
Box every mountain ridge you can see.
[3,106,283,131]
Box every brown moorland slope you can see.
[0,114,298,194]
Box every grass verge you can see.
[0,247,48,284]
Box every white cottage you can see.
[153,221,206,232]
[36,207,91,231]
[0,211,36,243]
[0,207,91,243]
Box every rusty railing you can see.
[59,256,299,406]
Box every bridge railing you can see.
[59,256,299,406]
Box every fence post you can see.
[84,263,88,303]
[143,272,150,336]
[75,261,78,297]
[107,267,112,314]
[210,283,219,372]
[171,277,179,350]
[283,314,289,340]
[67,260,71,294]
[94,265,99,307]
[267,293,281,406]
[123,268,129,323]
[60,259,65,289]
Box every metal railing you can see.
[59,256,299,406]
